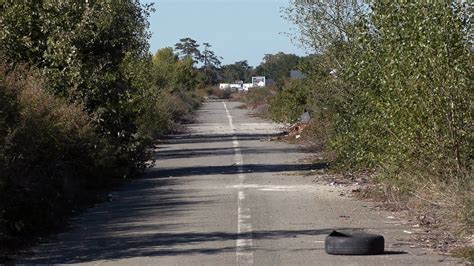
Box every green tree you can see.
[282,0,366,81]
[198,42,222,85]
[220,60,253,83]
[284,0,472,179]
[283,0,365,54]
[255,52,302,86]
[201,42,222,68]
[174,37,201,63]
[152,47,179,88]
[334,1,472,173]
[151,47,198,91]
[174,56,198,91]
[1,0,154,170]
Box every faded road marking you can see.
[224,102,253,266]
[226,184,329,192]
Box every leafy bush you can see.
[0,1,154,173]
[206,86,232,99]
[243,86,277,108]
[241,86,278,117]
[0,63,118,238]
[269,79,311,123]
[157,91,200,124]
[334,2,472,178]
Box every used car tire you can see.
[325,231,385,255]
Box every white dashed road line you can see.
[223,102,254,266]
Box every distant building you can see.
[219,83,230,90]
[251,76,266,87]
[230,83,242,90]
[221,77,268,92]
[220,82,243,91]
[243,83,253,91]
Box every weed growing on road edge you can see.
[234,86,278,118]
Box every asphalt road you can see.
[16,101,461,265]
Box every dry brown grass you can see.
[354,172,473,260]
[452,246,474,264]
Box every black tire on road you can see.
[325,231,385,255]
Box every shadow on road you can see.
[19,228,365,264]
[14,175,221,263]
[161,133,285,145]
[155,146,306,160]
[148,163,328,178]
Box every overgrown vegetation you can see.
[238,86,278,118]
[269,79,311,123]
[0,1,208,248]
[255,53,302,86]
[272,0,473,253]
[0,61,115,241]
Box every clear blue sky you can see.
[142,0,307,67]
